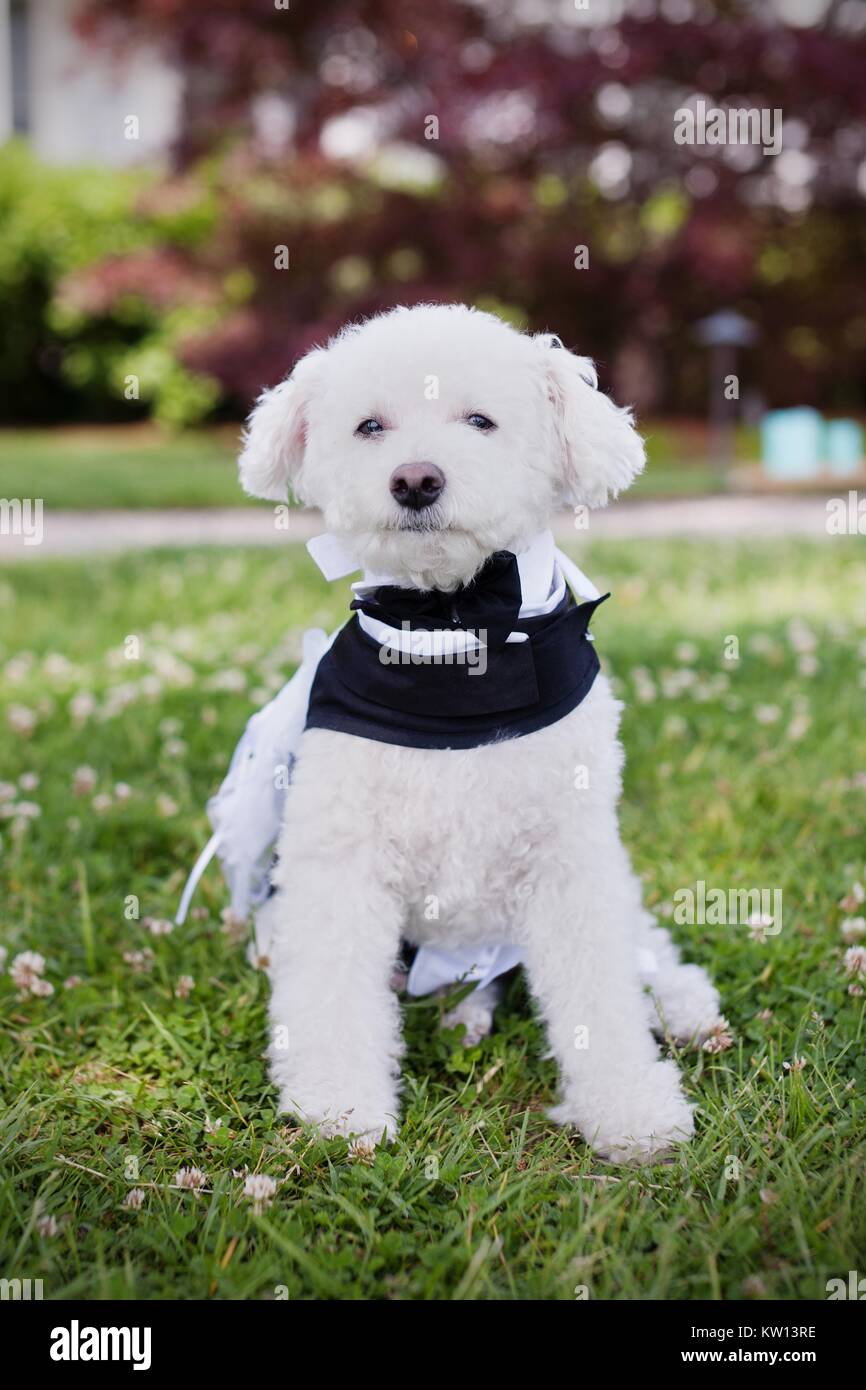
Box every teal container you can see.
[760,408,823,479]
[825,419,864,477]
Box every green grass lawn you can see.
[1,536,865,1300]
[0,420,752,509]
[0,425,247,510]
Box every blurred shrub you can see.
[0,141,222,425]
[67,0,866,423]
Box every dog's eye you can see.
[466,413,496,431]
[356,418,385,436]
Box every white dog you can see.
[238,304,721,1162]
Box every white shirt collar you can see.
[307,529,558,601]
[305,528,598,654]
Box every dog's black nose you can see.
[389,462,445,510]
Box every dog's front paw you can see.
[317,1109,397,1147]
[276,1089,397,1148]
[551,1059,695,1164]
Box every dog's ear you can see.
[238,347,327,502]
[536,334,645,508]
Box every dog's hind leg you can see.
[522,838,695,1164]
[441,980,503,1044]
[633,912,722,1045]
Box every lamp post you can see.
[694,310,758,476]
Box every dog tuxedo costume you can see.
[176,529,618,995]
[306,539,608,750]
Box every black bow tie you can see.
[351,551,523,651]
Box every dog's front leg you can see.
[267,848,404,1146]
[522,866,695,1164]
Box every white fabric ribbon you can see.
[406,943,523,996]
[176,529,600,997]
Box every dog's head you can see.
[239,304,644,590]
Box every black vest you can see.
[304,550,608,751]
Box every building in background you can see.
[0,0,179,164]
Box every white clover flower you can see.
[242,1173,277,1214]
[73,765,98,797]
[787,619,816,653]
[347,1137,377,1162]
[630,666,657,704]
[742,1274,767,1298]
[43,653,73,680]
[175,975,195,999]
[843,946,866,979]
[4,653,34,682]
[840,916,866,944]
[748,912,775,944]
[122,948,155,974]
[123,1188,146,1210]
[660,668,697,698]
[207,669,247,694]
[9,950,47,992]
[783,1056,807,1073]
[702,1017,734,1054]
[69,691,97,723]
[174,1167,207,1197]
[144,917,174,937]
[221,908,248,944]
[151,651,194,688]
[754,704,781,725]
[101,683,139,719]
[839,882,865,913]
[787,713,811,742]
[7,705,37,736]
[36,1214,58,1238]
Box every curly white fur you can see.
[242,304,721,1162]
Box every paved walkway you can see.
[0,495,844,560]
